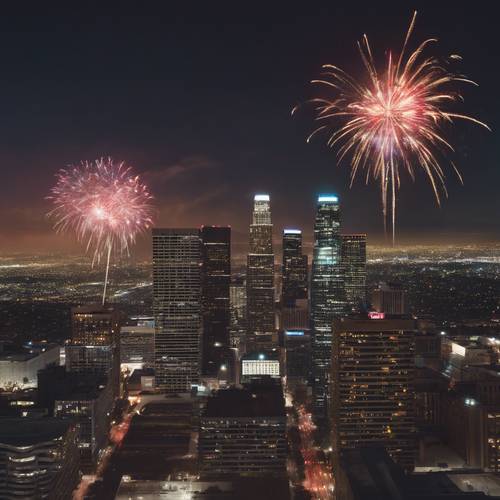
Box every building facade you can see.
[246,195,275,352]
[201,226,231,377]
[310,194,345,423]
[199,383,286,477]
[341,233,367,312]
[153,228,202,392]
[0,418,80,499]
[371,282,407,315]
[282,229,308,307]
[229,277,246,351]
[66,304,121,379]
[119,325,155,372]
[331,316,417,471]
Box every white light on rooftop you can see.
[254,194,270,201]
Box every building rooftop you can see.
[0,343,59,362]
[203,383,284,418]
[0,417,73,446]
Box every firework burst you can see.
[48,157,154,304]
[294,11,489,243]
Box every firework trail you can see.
[294,11,489,243]
[48,158,154,304]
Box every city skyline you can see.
[1,5,499,500]
[0,3,498,255]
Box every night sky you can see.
[0,3,497,255]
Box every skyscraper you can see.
[153,228,202,392]
[246,194,275,352]
[310,194,344,424]
[371,282,407,315]
[341,234,367,312]
[201,226,231,377]
[229,276,246,351]
[282,229,308,307]
[331,316,417,471]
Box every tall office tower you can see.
[341,234,367,312]
[153,228,202,392]
[229,276,247,352]
[331,316,417,472]
[201,226,231,377]
[372,281,407,315]
[66,304,121,386]
[229,277,246,351]
[0,418,80,499]
[282,229,308,307]
[246,194,275,352]
[310,194,345,424]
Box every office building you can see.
[310,194,345,423]
[199,382,287,477]
[341,233,367,312]
[282,229,308,307]
[70,304,121,346]
[281,298,309,330]
[54,373,115,472]
[120,325,155,372]
[201,226,231,377]
[246,194,275,352]
[372,282,407,315]
[66,304,121,380]
[229,277,246,351]
[153,228,202,392]
[336,447,500,500]
[331,316,417,471]
[0,418,80,500]
[284,329,311,382]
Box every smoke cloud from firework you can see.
[294,11,489,243]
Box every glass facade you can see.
[310,194,345,422]
[246,195,275,352]
[282,229,308,307]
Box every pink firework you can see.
[48,157,154,303]
[294,11,489,243]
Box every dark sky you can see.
[0,2,497,255]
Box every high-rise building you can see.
[199,381,287,477]
[331,316,417,471]
[201,226,231,377]
[65,305,121,406]
[153,228,202,392]
[246,194,275,352]
[372,282,407,315]
[229,276,246,351]
[0,418,80,499]
[282,229,308,307]
[310,194,345,423]
[341,234,367,312]
[120,325,155,372]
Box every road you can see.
[297,405,334,499]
